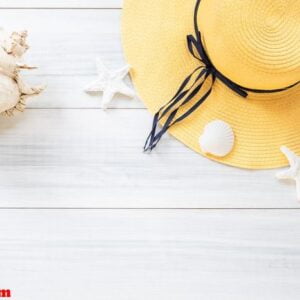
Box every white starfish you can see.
[84,58,135,109]
[276,146,300,202]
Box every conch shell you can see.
[0,29,44,116]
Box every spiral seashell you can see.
[0,29,44,116]
[199,120,235,157]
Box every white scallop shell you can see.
[199,120,235,157]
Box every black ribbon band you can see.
[144,0,300,152]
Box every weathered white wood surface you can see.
[0,11,123,79]
[0,0,122,8]
[0,110,298,208]
[1,209,300,300]
[0,9,298,207]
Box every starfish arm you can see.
[114,64,131,79]
[296,177,300,202]
[280,146,298,167]
[277,146,300,203]
[276,168,296,180]
[102,88,115,110]
[84,79,106,92]
[117,81,135,98]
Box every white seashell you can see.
[199,120,235,157]
[0,29,44,116]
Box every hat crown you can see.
[198,0,300,90]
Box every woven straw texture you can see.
[122,0,300,169]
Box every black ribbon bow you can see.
[144,0,299,152]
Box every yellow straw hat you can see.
[122,0,300,169]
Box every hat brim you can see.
[121,0,300,169]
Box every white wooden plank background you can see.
[1,209,300,300]
[0,0,122,8]
[0,2,299,299]
[0,110,298,208]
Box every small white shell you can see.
[199,120,235,157]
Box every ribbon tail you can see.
[144,71,212,152]
[144,68,205,151]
